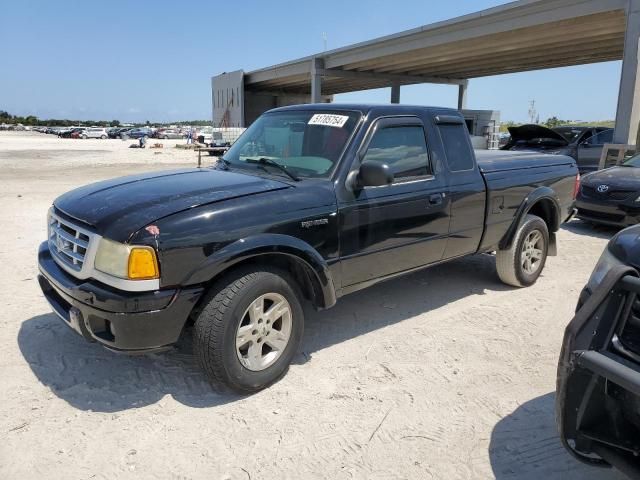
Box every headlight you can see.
[586,247,623,292]
[94,238,159,280]
[634,195,640,202]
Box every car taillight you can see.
[573,173,581,199]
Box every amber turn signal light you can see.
[127,247,159,280]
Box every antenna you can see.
[322,32,327,52]
[528,100,537,124]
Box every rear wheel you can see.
[101,134,107,139]
[193,267,304,392]
[496,214,549,287]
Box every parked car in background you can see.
[80,128,108,139]
[125,127,153,139]
[37,104,579,392]
[156,128,184,139]
[501,125,614,174]
[59,127,84,138]
[108,127,131,139]
[557,225,640,478]
[576,152,640,227]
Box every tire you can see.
[163,135,168,139]
[193,267,304,393]
[101,135,107,139]
[496,214,549,287]
[81,135,87,139]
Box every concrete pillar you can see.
[457,80,469,110]
[390,83,401,103]
[311,58,324,104]
[614,0,640,145]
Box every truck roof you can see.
[268,103,460,116]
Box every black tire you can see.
[193,267,304,393]
[496,214,549,287]
[101,134,107,139]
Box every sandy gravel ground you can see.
[0,132,628,479]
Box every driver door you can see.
[338,116,450,287]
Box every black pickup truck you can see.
[38,104,579,392]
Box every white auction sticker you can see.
[308,114,349,128]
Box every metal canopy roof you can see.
[244,0,627,95]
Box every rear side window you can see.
[438,124,474,171]
[362,125,429,180]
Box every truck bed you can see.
[475,149,576,173]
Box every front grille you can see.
[581,185,636,202]
[616,299,640,362]
[48,211,92,272]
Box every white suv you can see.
[81,128,108,139]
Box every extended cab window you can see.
[362,125,430,180]
[438,124,474,171]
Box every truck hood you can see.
[507,124,569,145]
[54,168,290,242]
[582,166,640,191]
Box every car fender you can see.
[499,186,561,251]
[183,233,337,309]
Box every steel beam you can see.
[614,0,640,145]
[390,83,400,103]
[311,58,324,103]
[457,81,468,110]
[319,67,466,85]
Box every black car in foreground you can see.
[557,225,640,478]
[576,153,640,227]
[37,104,578,392]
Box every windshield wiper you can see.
[216,157,230,170]
[245,157,300,181]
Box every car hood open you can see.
[53,168,290,242]
[507,124,569,144]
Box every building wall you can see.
[212,70,245,127]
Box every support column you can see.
[614,0,640,145]
[311,57,324,104]
[457,80,469,110]
[390,83,401,104]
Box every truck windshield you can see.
[223,111,360,178]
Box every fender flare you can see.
[183,233,337,309]
[499,186,561,251]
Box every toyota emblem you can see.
[596,184,609,193]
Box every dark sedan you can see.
[576,153,640,227]
[501,124,614,173]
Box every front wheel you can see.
[101,134,107,139]
[496,214,549,287]
[193,267,304,392]
[81,134,87,139]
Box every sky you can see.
[0,0,623,123]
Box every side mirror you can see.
[349,161,394,189]
[581,141,592,148]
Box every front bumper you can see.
[576,196,640,227]
[556,266,640,477]
[37,242,203,353]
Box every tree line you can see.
[0,110,212,127]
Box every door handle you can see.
[428,193,443,206]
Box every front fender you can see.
[499,186,561,251]
[182,233,337,309]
